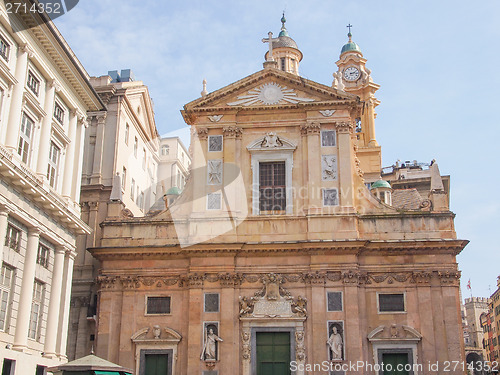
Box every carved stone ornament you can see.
[131,326,182,344]
[222,126,242,139]
[319,110,336,117]
[242,330,251,361]
[367,324,422,343]
[321,155,337,181]
[239,273,307,319]
[227,82,315,106]
[208,115,223,122]
[247,133,297,153]
[196,128,209,140]
[207,159,222,185]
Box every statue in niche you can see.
[261,132,283,148]
[201,325,223,361]
[327,323,344,361]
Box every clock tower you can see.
[333,27,382,181]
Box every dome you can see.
[340,32,362,56]
[166,186,182,196]
[371,180,391,189]
[272,35,299,50]
[341,41,362,55]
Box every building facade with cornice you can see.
[90,18,467,375]
[0,2,104,374]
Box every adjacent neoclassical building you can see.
[91,19,467,375]
[0,2,104,374]
[68,69,191,361]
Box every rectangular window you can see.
[29,280,44,340]
[207,192,221,210]
[125,123,129,145]
[4,224,20,252]
[146,296,171,314]
[327,292,343,312]
[122,167,126,190]
[35,365,47,375]
[130,178,135,200]
[53,103,64,125]
[2,359,15,375]
[208,135,223,152]
[323,188,339,207]
[47,141,60,188]
[0,264,14,331]
[161,144,169,155]
[0,36,10,61]
[280,58,286,71]
[378,293,405,313]
[138,191,145,210]
[321,130,336,147]
[27,70,40,96]
[259,161,286,211]
[36,244,49,268]
[142,148,146,170]
[134,137,138,157]
[204,293,220,313]
[18,113,34,164]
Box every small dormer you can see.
[371,179,392,205]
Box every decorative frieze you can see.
[208,115,223,122]
[95,270,460,290]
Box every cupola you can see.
[370,180,392,205]
[262,14,302,75]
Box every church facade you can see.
[91,19,467,375]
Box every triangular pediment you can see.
[183,69,358,115]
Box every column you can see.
[187,287,202,374]
[0,206,11,264]
[337,123,354,207]
[35,80,57,178]
[366,98,378,147]
[4,44,32,151]
[56,248,76,359]
[90,113,107,185]
[13,227,41,351]
[61,110,78,198]
[71,115,87,202]
[43,246,65,358]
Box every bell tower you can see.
[333,25,382,181]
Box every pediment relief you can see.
[182,70,358,114]
[367,324,422,343]
[247,132,297,153]
[131,325,182,344]
[239,273,307,319]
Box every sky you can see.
[53,0,500,300]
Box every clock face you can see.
[343,66,360,81]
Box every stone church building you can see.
[90,18,467,375]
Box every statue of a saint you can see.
[201,328,223,361]
[327,326,343,360]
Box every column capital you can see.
[20,43,34,58]
[96,112,107,125]
[0,204,11,215]
[65,249,77,260]
[196,127,209,140]
[54,245,67,255]
[48,79,61,92]
[300,123,320,135]
[28,227,42,236]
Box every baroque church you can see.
[90,18,467,375]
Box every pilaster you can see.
[301,122,321,213]
[90,112,107,184]
[337,122,355,207]
[0,206,11,264]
